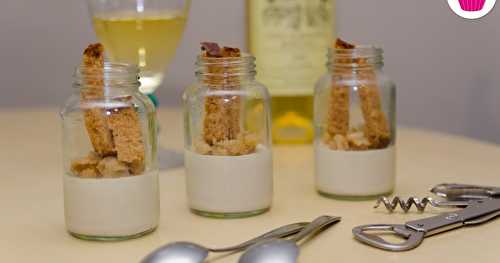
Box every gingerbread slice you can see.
[195,42,256,156]
[79,43,145,175]
[81,44,115,156]
[201,42,242,145]
[325,39,390,150]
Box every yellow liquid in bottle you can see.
[271,95,314,144]
[248,0,335,144]
[93,11,187,93]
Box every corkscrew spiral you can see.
[374,196,441,212]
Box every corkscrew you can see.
[374,183,500,212]
[353,183,500,251]
[374,196,467,212]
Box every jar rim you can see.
[196,53,255,64]
[195,53,256,80]
[329,45,383,58]
[73,62,141,88]
[328,45,384,69]
[75,62,139,76]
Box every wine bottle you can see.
[248,0,335,144]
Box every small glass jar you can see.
[60,63,159,240]
[183,53,273,218]
[314,46,396,200]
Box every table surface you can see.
[1,108,499,262]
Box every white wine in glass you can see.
[87,0,190,95]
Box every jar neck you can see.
[196,54,256,87]
[328,46,384,74]
[73,62,141,94]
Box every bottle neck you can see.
[73,62,141,95]
[196,54,256,87]
[328,46,384,74]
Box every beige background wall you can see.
[1,0,499,144]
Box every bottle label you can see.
[249,0,334,96]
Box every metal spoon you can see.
[238,215,341,263]
[141,222,308,263]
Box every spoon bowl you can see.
[141,242,208,263]
[239,215,341,263]
[238,239,298,263]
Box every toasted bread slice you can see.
[200,42,242,145]
[79,43,145,174]
[107,106,145,174]
[326,39,390,149]
[81,43,116,156]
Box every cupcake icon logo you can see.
[448,0,496,19]
[459,0,486,11]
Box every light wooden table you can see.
[1,108,499,262]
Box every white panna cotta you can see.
[315,142,395,197]
[185,146,273,215]
[63,171,159,238]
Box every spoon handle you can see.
[289,215,341,243]
[209,222,308,253]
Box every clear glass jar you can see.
[60,63,159,240]
[183,53,273,218]
[314,46,396,200]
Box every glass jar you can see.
[60,62,159,240]
[314,46,396,200]
[183,53,273,218]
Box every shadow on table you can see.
[158,147,184,171]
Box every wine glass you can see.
[86,0,191,102]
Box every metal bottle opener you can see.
[353,184,500,251]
